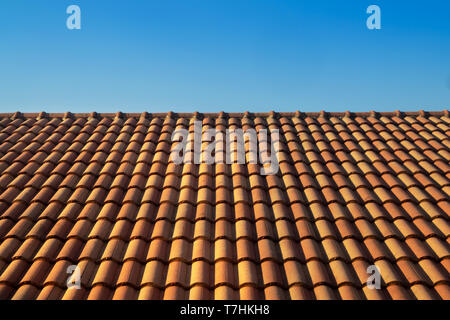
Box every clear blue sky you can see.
[0,0,449,113]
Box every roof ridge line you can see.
[0,110,449,119]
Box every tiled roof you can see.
[0,110,449,300]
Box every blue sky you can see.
[0,0,449,113]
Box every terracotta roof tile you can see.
[0,111,448,300]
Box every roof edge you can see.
[0,110,449,119]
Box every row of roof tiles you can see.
[0,112,448,300]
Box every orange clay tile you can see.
[0,111,449,300]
